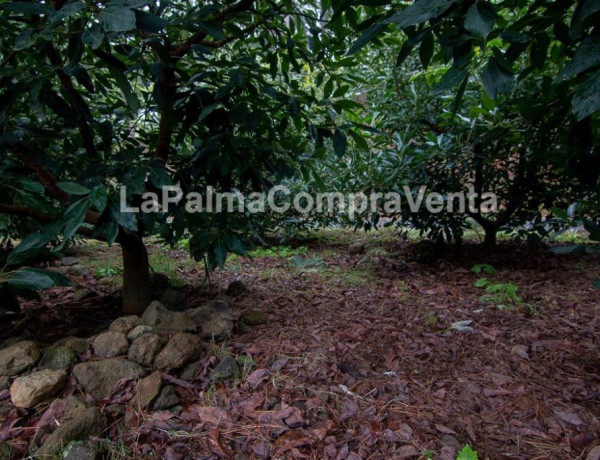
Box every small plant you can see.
[424,311,438,328]
[475,278,522,309]
[94,266,120,278]
[470,263,498,275]
[289,255,325,270]
[249,245,308,258]
[456,444,478,460]
[236,354,255,379]
[420,449,434,460]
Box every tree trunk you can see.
[119,231,151,315]
[482,226,497,252]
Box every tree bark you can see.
[119,230,151,315]
[482,225,497,252]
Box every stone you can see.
[187,300,233,341]
[240,310,266,326]
[348,242,365,255]
[226,280,247,297]
[62,440,102,460]
[92,331,129,358]
[61,257,80,266]
[10,369,67,408]
[73,359,145,400]
[33,407,106,458]
[127,325,154,341]
[60,337,90,355]
[159,289,187,310]
[128,334,162,367]
[0,376,9,391]
[210,355,240,381]
[67,265,90,277]
[0,340,40,376]
[133,371,162,410]
[150,272,170,290]
[180,362,200,382]
[40,345,77,370]
[73,289,96,302]
[141,301,196,335]
[154,333,203,371]
[109,316,144,334]
[153,385,179,411]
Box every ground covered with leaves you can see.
[1,231,600,459]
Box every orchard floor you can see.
[2,230,600,459]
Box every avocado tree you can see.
[0,0,357,314]
[325,0,600,248]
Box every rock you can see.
[159,290,187,310]
[154,333,203,371]
[180,362,200,382]
[348,242,365,255]
[187,300,233,341]
[0,340,40,376]
[10,369,67,408]
[61,257,80,266]
[153,385,179,411]
[240,310,266,326]
[62,440,102,460]
[210,355,240,381]
[226,280,247,297]
[59,337,90,355]
[33,407,106,458]
[92,331,129,358]
[128,334,162,367]
[133,371,162,410]
[67,265,90,277]
[73,289,96,302]
[109,316,144,334]
[0,376,9,391]
[141,301,196,335]
[150,272,170,290]
[40,346,77,370]
[73,359,145,400]
[127,325,154,341]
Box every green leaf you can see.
[456,445,478,460]
[572,69,600,120]
[383,0,453,28]
[90,186,108,213]
[474,278,489,288]
[135,10,167,33]
[558,32,600,80]
[434,53,472,93]
[6,270,55,291]
[56,182,91,196]
[62,198,90,241]
[82,24,104,49]
[51,1,85,22]
[6,224,60,266]
[464,2,496,38]
[108,68,139,111]
[482,58,513,99]
[18,179,44,194]
[0,2,53,15]
[99,6,136,33]
[347,23,388,55]
[419,32,434,67]
[333,129,347,158]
